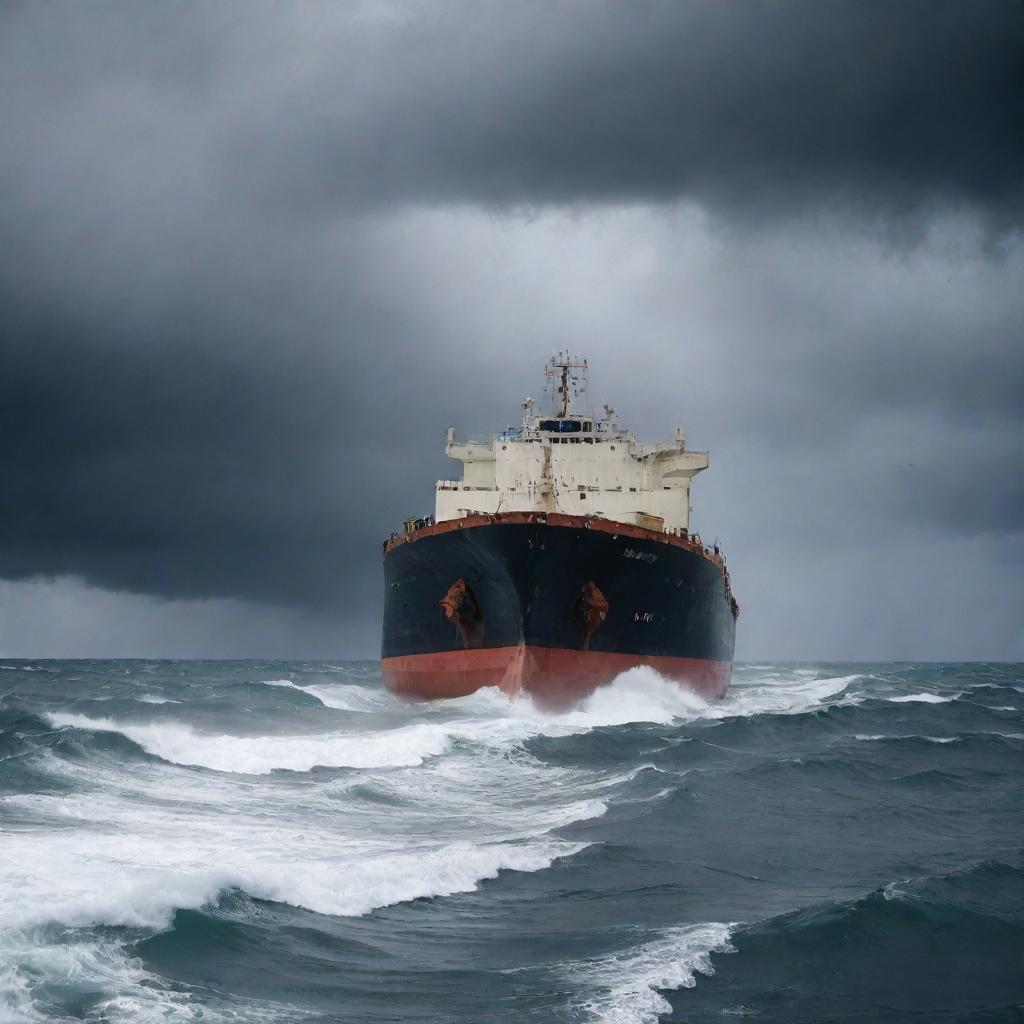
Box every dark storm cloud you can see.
[0,218,490,607]
[6,2,1020,224]
[0,1,1021,656]
[266,0,1024,227]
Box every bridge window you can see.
[539,419,582,433]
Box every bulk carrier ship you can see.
[381,354,738,709]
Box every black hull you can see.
[381,513,736,707]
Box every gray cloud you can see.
[1,2,1021,658]
[5,2,1022,224]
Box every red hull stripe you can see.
[382,645,732,710]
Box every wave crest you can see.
[45,713,451,773]
[573,922,735,1024]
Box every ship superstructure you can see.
[436,354,708,534]
[382,354,737,709]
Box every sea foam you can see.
[888,692,957,703]
[573,922,735,1024]
[45,713,451,773]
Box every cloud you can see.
[0,576,357,659]
[4,2,1022,225]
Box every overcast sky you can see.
[2,1,1021,660]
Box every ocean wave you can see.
[45,712,452,773]
[0,828,588,934]
[666,861,1024,1022]
[304,682,394,711]
[249,837,587,918]
[854,731,1024,745]
[449,667,862,741]
[102,669,869,776]
[259,677,392,712]
[0,927,301,1024]
[572,922,735,1024]
[4,732,608,936]
[4,659,1021,1024]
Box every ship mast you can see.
[545,351,589,418]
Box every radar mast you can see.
[544,351,589,418]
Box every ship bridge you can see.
[435,353,708,534]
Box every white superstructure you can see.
[435,354,708,534]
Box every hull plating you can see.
[381,513,736,708]
[382,646,731,711]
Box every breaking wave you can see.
[45,712,452,773]
[3,660,1020,1024]
[888,691,958,703]
[573,922,735,1024]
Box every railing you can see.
[436,480,497,491]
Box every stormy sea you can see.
[1,662,1021,1024]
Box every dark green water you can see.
[1,661,1021,1022]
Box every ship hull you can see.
[381,513,736,710]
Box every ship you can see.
[381,354,738,709]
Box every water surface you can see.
[1,660,1021,1022]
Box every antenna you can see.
[544,350,589,418]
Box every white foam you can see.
[134,694,180,705]
[572,922,735,1024]
[0,929,292,1023]
[888,692,956,704]
[0,954,34,1024]
[0,780,592,932]
[721,672,861,717]
[45,713,451,773]
[855,734,959,743]
[3,728,609,935]
[259,677,392,712]
[561,667,713,726]
[548,666,859,729]
[413,667,860,751]
[252,838,585,918]
[248,668,860,764]
[303,682,392,711]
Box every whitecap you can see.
[571,922,735,1024]
[854,734,959,743]
[427,667,859,746]
[303,682,392,711]
[45,712,451,773]
[887,692,957,704]
[0,928,299,1023]
[549,666,859,729]
[0,789,591,932]
[259,677,390,712]
[249,837,586,918]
